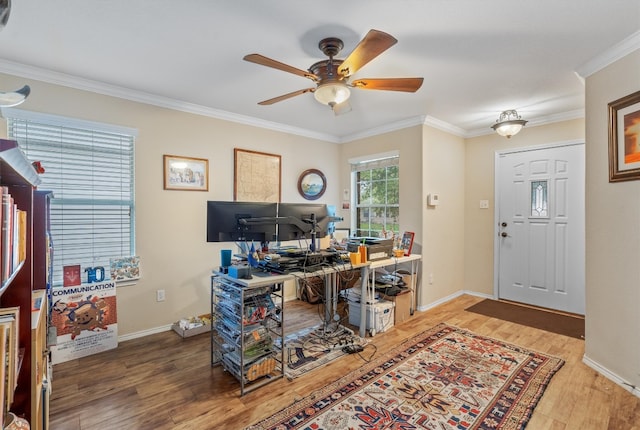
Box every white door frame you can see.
[493,139,585,299]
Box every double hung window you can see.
[351,154,399,237]
[6,109,136,286]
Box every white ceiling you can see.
[0,0,638,142]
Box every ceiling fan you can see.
[243,29,424,113]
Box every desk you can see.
[352,254,420,337]
[291,254,421,338]
[368,254,422,314]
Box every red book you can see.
[63,265,82,287]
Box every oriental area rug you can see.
[247,324,564,430]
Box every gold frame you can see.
[608,90,640,182]
[234,148,281,202]
[163,154,209,191]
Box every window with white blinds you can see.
[5,110,136,286]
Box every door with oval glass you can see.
[496,143,585,315]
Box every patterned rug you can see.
[282,325,367,379]
[247,324,564,430]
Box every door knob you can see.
[501,232,509,238]
[501,222,507,227]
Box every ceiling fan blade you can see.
[338,29,398,78]
[244,54,318,82]
[351,78,424,92]
[257,88,315,105]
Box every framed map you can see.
[234,148,281,202]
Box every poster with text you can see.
[50,281,118,364]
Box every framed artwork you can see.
[401,231,415,256]
[163,155,209,191]
[608,90,640,182]
[110,256,141,282]
[298,168,327,200]
[234,148,281,202]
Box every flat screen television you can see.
[206,201,278,242]
[276,203,330,241]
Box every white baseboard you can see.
[582,355,640,398]
[415,289,493,312]
[118,324,173,342]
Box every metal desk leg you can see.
[359,265,369,337]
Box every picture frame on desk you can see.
[163,154,209,191]
[332,228,350,244]
[401,231,415,256]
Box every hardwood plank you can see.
[50,295,640,429]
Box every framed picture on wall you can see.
[234,148,281,202]
[608,90,640,182]
[298,168,327,200]
[163,155,209,191]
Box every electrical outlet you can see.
[480,200,489,209]
[156,289,165,302]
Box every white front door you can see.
[496,143,585,315]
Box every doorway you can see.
[495,142,585,315]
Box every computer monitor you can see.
[276,203,330,241]
[206,201,278,242]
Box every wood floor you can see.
[50,294,640,429]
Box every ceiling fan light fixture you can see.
[314,82,350,106]
[0,84,31,107]
[491,109,527,138]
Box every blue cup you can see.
[221,249,232,267]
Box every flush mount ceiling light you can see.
[491,109,528,138]
[0,85,30,107]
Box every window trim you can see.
[5,108,137,286]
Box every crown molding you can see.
[464,109,585,138]
[423,115,467,137]
[0,59,590,144]
[576,30,640,78]
[339,115,427,143]
[0,59,341,143]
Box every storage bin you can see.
[348,300,395,333]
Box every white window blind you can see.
[6,111,136,286]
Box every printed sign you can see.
[50,281,118,364]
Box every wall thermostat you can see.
[427,193,440,206]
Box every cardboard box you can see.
[172,322,210,338]
[172,314,212,338]
[381,291,412,324]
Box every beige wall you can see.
[420,125,465,306]
[463,119,585,296]
[339,127,430,304]
[0,73,343,336]
[584,49,640,388]
[338,126,423,237]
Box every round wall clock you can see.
[298,168,326,200]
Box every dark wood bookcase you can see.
[0,139,50,428]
